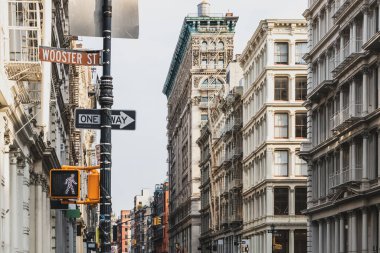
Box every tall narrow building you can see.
[163,1,238,252]
[301,0,380,252]
[240,19,308,253]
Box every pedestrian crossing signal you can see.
[50,169,80,199]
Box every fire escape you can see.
[69,66,82,165]
[5,0,43,81]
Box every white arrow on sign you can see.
[111,111,135,129]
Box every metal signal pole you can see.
[99,0,113,252]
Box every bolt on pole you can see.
[99,0,113,252]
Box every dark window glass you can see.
[294,230,307,253]
[275,77,289,100]
[275,42,289,64]
[273,230,289,253]
[295,77,307,100]
[295,187,307,215]
[274,187,289,215]
[295,113,307,138]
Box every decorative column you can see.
[334,217,339,253]
[325,103,329,139]
[317,15,322,40]
[350,22,354,53]
[339,89,344,123]
[351,211,357,252]
[317,161,321,199]
[289,187,295,215]
[267,187,274,216]
[318,221,323,252]
[326,219,331,253]
[266,149,272,180]
[325,156,329,196]
[363,7,369,43]
[9,150,20,253]
[289,229,295,253]
[352,20,357,52]
[317,109,321,144]
[339,215,345,253]
[363,133,369,180]
[22,160,30,252]
[340,35,344,63]
[352,78,357,116]
[29,171,37,253]
[16,159,25,251]
[307,161,313,208]
[325,52,330,81]
[351,140,356,181]
[363,67,369,114]
[340,148,344,185]
[362,208,368,252]
[36,174,43,253]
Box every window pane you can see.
[295,187,307,215]
[275,42,289,64]
[274,150,288,176]
[275,77,289,100]
[274,114,288,138]
[294,230,307,253]
[274,230,290,253]
[295,77,307,100]
[295,42,307,64]
[274,188,289,215]
[295,113,307,138]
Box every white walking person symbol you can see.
[64,174,77,194]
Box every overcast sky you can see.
[82,0,307,215]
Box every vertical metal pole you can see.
[99,0,113,252]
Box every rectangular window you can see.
[295,77,307,100]
[218,60,224,69]
[209,60,215,69]
[295,187,307,215]
[275,77,289,101]
[295,42,307,64]
[201,59,207,68]
[274,113,288,138]
[295,113,307,138]
[274,42,289,64]
[201,114,208,121]
[274,230,290,252]
[274,188,289,215]
[274,150,288,176]
[294,230,307,253]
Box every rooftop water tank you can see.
[197,0,210,17]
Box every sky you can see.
[82,0,307,215]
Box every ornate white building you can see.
[301,0,380,252]
[0,1,98,252]
[197,60,244,253]
[163,1,238,252]
[240,19,308,253]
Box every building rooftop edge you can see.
[162,15,239,98]
[239,19,307,66]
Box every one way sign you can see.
[75,109,136,130]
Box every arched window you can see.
[201,78,224,88]
[201,41,208,51]
[217,41,224,50]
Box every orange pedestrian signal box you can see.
[50,169,80,199]
[88,170,100,201]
